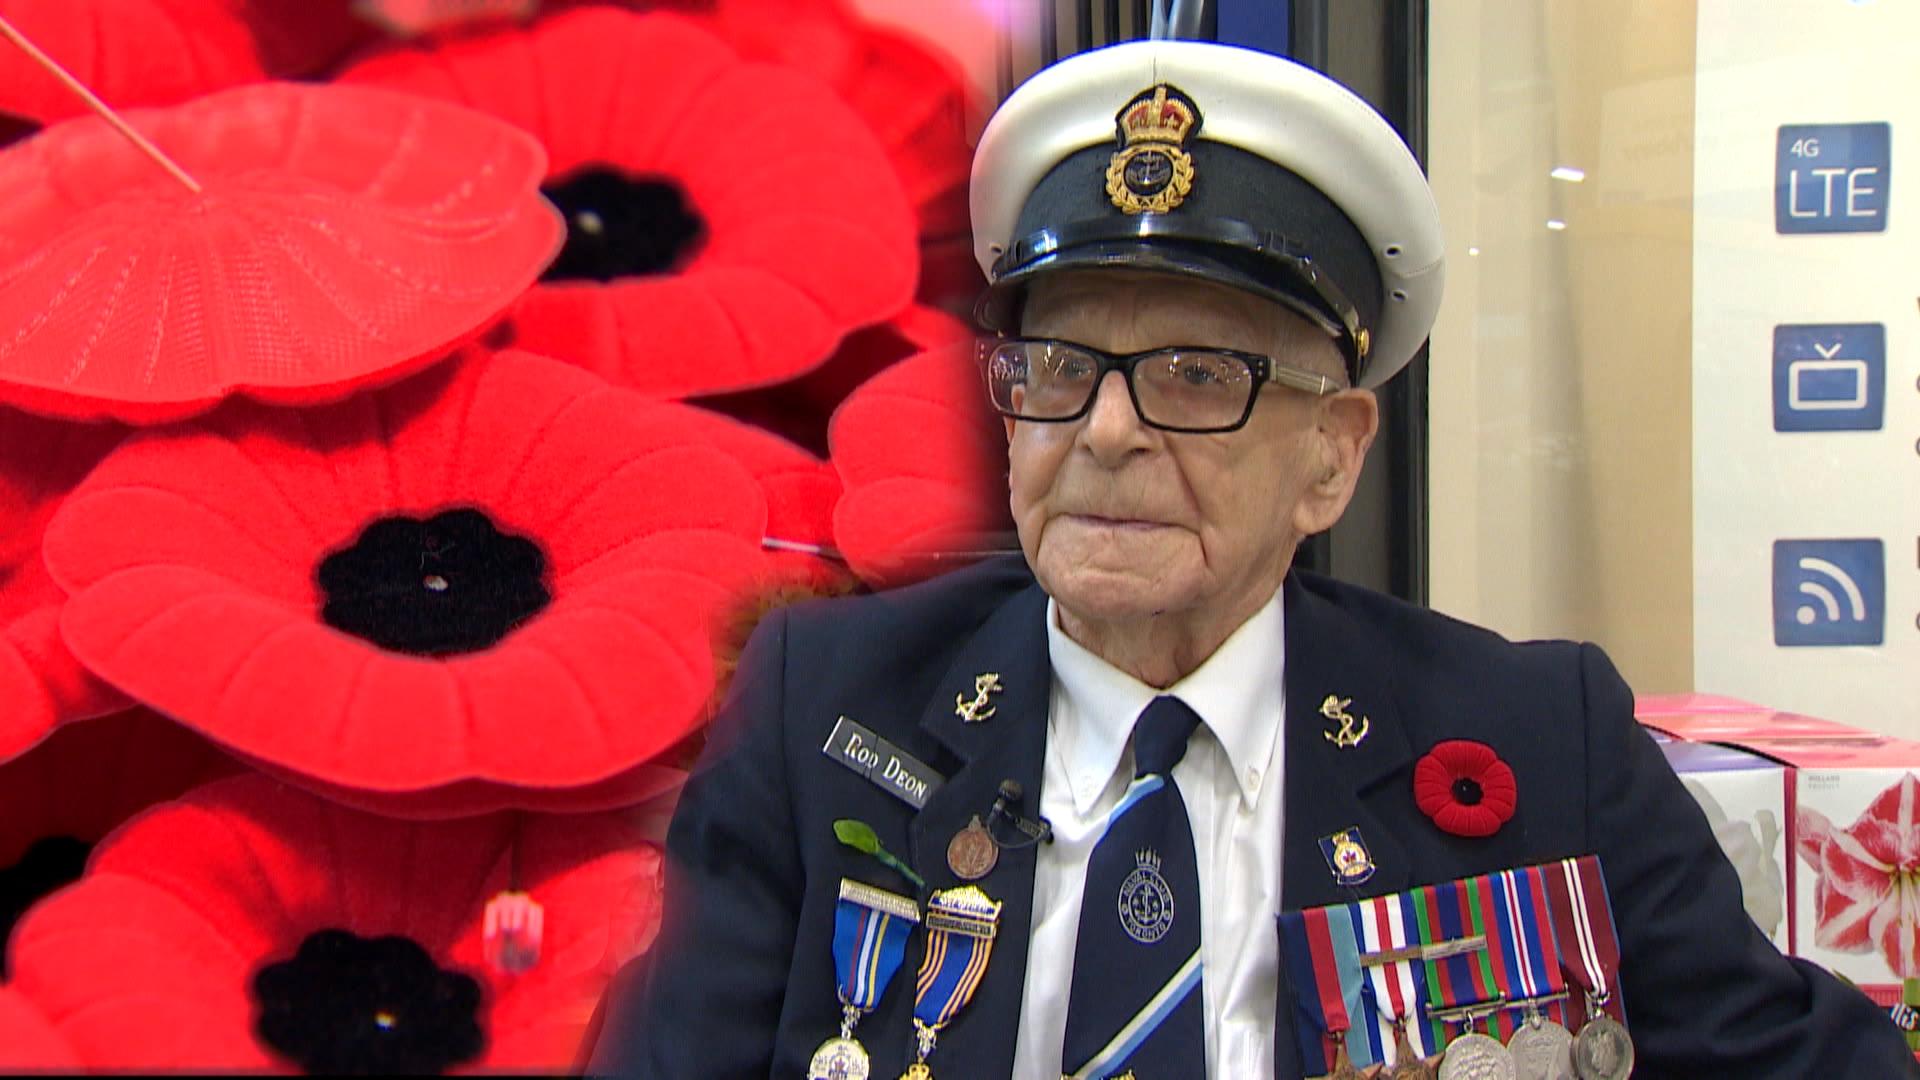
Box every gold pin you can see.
[1320,694,1370,748]
[954,673,1003,724]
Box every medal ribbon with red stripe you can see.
[1487,866,1571,1027]
[1277,906,1371,1074]
[1541,855,1627,1028]
[1355,892,1443,1064]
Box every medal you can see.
[808,1036,871,1080]
[1505,1010,1573,1080]
[816,879,918,1079]
[1386,1022,1438,1080]
[1438,1028,1516,1080]
[1569,1013,1631,1080]
[1540,858,1633,1080]
[901,885,1002,1080]
[945,816,998,881]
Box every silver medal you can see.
[1505,1015,1575,1080]
[1571,1014,1633,1080]
[1437,1031,1517,1080]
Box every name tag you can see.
[822,715,944,809]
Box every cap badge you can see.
[1106,83,1200,214]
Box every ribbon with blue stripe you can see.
[830,879,918,1033]
[905,885,1001,1076]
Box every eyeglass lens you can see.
[986,340,1257,430]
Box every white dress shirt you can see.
[1011,590,1289,1080]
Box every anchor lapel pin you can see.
[1320,694,1370,749]
[954,672,1003,724]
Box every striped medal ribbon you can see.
[901,885,1001,1079]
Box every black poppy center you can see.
[0,835,91,979]
[540,167,706,282]
[1451,777,1484,806]
[253,928,482,1075]
[317,508,550,657]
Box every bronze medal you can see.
[1389,1022,1439,1080]
[1437,1031,1516,1080]
[945,816,998,880]
[1326,1037,1368,1080]
[1570,1014,1633,1080]
[808,1036,871,1080]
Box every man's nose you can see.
[1080,370,1153,461]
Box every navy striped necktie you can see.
[1061,694,1207,1079]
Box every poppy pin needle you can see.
[833,819,925,890]
[0,14,203,193]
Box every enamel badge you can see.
[1106,84,1200,214]
[1319,827,1376,887]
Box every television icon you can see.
[1772,539,1884,647]
[1772,324,1884,432]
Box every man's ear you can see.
[1291,388,1379,537]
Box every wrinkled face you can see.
[1008,270,1362,628]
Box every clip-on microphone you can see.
[987,779,1054,847]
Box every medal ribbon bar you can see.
[1354,892,1440,1064]
[904,886,1003,1078]
[1540,855,1626,1028]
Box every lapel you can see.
[1272,575,1418,1080]
[903,580,1051,1079]
[1279,573,1417,910]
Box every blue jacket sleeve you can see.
[1580,644,1916,1077]
[586,608,803,1079]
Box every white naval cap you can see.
[970,38,1444,388]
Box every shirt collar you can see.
[1045,589,1287,814]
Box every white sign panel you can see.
[1692,0,1918,732]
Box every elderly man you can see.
[591,37,1914,1080]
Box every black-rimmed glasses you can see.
[980,337,1342,434]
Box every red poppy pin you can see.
[1413,739,1517,838]
[40,348,769,816]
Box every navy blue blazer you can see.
[590,556,1914,1078]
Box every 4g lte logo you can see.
[1776,123,1891,233]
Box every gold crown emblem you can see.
[1134,848,1162,872]
[1119,86,1197,146]
[1107,84,1200,214]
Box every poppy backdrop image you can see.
[0,0,999,1070]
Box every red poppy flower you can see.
[1,706,239,976]
[7,773,662,1072]
[0,0,366,126]
[0,82,563,423]
[828,341,1011,588]
[1413,740,1517,838]
[0,986,78,1071]
[0,407,127,759]
[40,348,769,816]
[1798,772,1920,977]
[335,7,917,399]
[669,0,982,242]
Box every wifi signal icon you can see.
[1773,539,1885,646]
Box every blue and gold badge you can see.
[1319,826,1377,887]
[1106,84,1200,214]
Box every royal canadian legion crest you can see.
[1117,848,1176,944]
[1106,84,1200,214]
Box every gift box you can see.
[1734,734,1920,1007]
[1658,740,1791,952]
[1636,694,1870,743]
